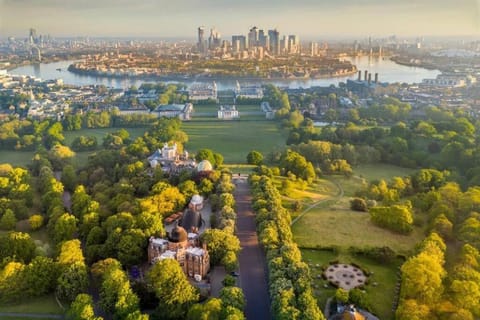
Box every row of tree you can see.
[250,175,324,320]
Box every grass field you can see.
[354,164,416,182]
[0,294,63,314]
[301,249,401,320]
[182,120,285,163]
[292,204,424,254]
[0,150,35,167]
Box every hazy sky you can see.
[0,0,479,39]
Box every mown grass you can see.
[0,294,63,314]
[301,248,401,320]
[292,204,424,254]
[0,150,35,167]
[182,120,285,163]
[354,163,416,182]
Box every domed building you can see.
[197,160,213,172]
[179,194,204,233]
[148,223,210,279]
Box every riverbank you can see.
[390,56,442,71]
[10,56,441,89]
[67,64,358,82]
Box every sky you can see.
[0,0,479,40]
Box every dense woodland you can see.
[0,117,247,319]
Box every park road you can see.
[233,176,271,320]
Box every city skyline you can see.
[0,0,479,39]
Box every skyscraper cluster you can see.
[197,26,302,58]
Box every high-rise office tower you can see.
[232,35,247,52]
[258,29,269,50]
[248,26,259,48]
[29,28,37,45]
[288,35,300,54]
[198,26,205,53]
[208,27,221,49]
[268,29,280,55]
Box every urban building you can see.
[232,35,247,52]
[148,194,210,280]
[248,26,259,48]
[235,81,264,99]
[147,143,196,172]
[217,105,239,120]
[188,82,217,101]
[268,29,280,55]
[154,103,193,120]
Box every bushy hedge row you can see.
[249,175,325,320]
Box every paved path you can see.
[233,176,271,320]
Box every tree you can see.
[0,261,26,303]
[219,286,245,311]
[200,229,240,265]
[0,232,36,263]
[187,298,222,320]
[140,186,186,218]
[66,294,102,320]
[24,256,58,297]
[56,262,89,303]
[396,299,431,320]
[99,267,140,319]
[29,214,44,231]
[147,259,199,319]
[369,205,413,234]
[335,288,349,304]
[195,149,216,165]
[116,229,146,267]
[350,198,368,212]
[0,209,16,230]
[53,213,78,243]
[58,239,85,266]
[61,165,77,192]
[400,252,445,305]
[246,150,264,165]
[178,180,198,201]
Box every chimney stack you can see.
[374,73,378,83]
[358,70,361,81]
[364,70,368,82]
[368,73,372,85]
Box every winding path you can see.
[234,176,271,320]
[290,179,344,226]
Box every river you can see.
[10,56,440,90]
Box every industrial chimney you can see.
[364,70,368,82]
[358,71,361,81]
[368,73,371,85]
[374,73,378,83]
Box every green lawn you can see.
[0,294,63,314]
[354,163,416,182]
[63,127,148,146]
[292,204,424,254]
[182,120,285,163]
[302,249,401,320]
[0,150,35,167]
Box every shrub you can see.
[350,198,368,212]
